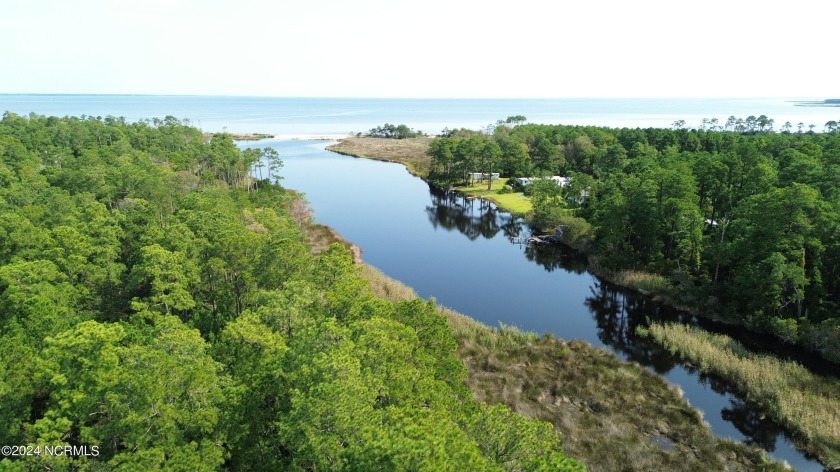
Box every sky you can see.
[0,0,836,98]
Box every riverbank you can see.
[324,135,840,357]
[304,217,785,470]
[639,323,840,469]
[359,263,787,471]
[325,136,435,177]
[285,189,365,264]
[327,137,535,214]
[324,138,696,303]
[586,265,703,317]
[453,181,533,215]
[320,137,840,465]
[301,210,786,469]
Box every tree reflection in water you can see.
[423,182,827,464]
[582,279,822,454]
[523,244,588,273]
[426,185,589,273]
[585,279,680,373]
[426,186,507,241]
[721,396,785,452]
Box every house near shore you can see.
[469,172,500,182]
[516,176,590,205]
[516,176,570,187]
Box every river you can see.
[241,138,829,471]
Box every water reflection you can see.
[584,279,823,466]
[426,186,510,240]
[723,397,786,452]
[585,280,681,373]
[523,244,589,273]
[421,184,827,468]
[265,140,829,470]
[427,185,591,274]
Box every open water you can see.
[1,94,838,135]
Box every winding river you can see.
[243,138,829,471]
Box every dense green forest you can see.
[428,119,840,362]
[0,113,583,471]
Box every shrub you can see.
[552,214,594,252]
[801,318,840,363]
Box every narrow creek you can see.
[244,138,831,471]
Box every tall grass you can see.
[356,264,786,471]
[358,264,417,302]
[639,322,840,469]
[360,265,539,351]
[609,270,675,297]
[325,137,434,177]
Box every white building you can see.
[469,172,500,182]
[516,176,570,187]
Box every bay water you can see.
[2,94,838,136]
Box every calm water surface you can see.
[243,138,829,471]
[2,95,838,134]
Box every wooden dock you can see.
[510,235,558,245]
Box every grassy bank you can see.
[326,137,534,215]
[638,323,840,469]
[325,136,434,177]
[304,222,363,263]
[586,266,694,312]
[360,264,787,471]
[321,138,830,469]
[453,181,533,215]
[597,270,674,297]
[323,138,741,324]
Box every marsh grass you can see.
[639,323,840,469]
[302,222,363,263]
[357,264,787,471]
[608,270,675,296]
[325,137,534,215]
[326,136,434,177]
[456,330,785,472]
[358,264,417,302]
[303,223,338,252]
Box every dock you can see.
[509,235,558,245]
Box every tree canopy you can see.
[427,117,840,362]
[365,123,423,139]
[0,112,582,471]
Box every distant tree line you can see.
[364,123,424,139]
[680,115,840,135]
[427,117,840,362]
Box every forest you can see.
[0,113,583,471]
[427,118,840,362]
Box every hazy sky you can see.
[1,0,836,98]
